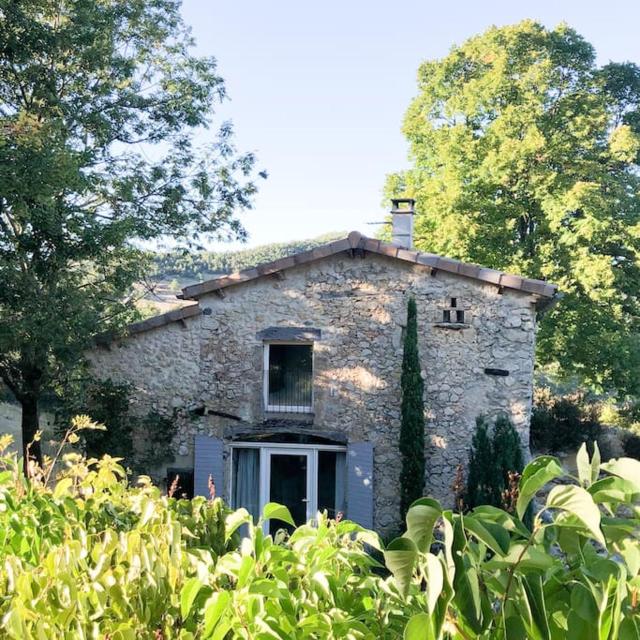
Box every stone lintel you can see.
[256,326,321,342]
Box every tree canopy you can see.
[0,0,262,464]
[386,21,640,397]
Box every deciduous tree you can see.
[0,0,263,467]
[386,21,640,397]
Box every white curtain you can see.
[233,448,260,522]
[334,452,346,516]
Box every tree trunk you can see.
[21,394,42,474]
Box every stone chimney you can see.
[391,198,415,249]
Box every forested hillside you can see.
[140,232,346,313]
[150,231,345,281]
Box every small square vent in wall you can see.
[438,297,470,325]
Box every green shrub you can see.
[0,426,410,639]
[2,423,640,638]
[465,415,524,510]
[623,431,640,460]
[387,444,640,638]
[530,387,602,453]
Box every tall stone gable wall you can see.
[88,252,538,534]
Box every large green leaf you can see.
[471,505,530,538]
[261,503,295,527]
[484,542,557,572]
[517,457,565,519]
[203,591,231,638]
[440,514,455,583]
[180,577,203,619]
[576,443,600,488]
[451,518,485,634]
[384,537,418,598]
[546,485,605,546]
[521,574,551,640]
[405,498,441,553]
[224,508,252,542]
[601,458,640,490]
[424,553,444,615]
[589,476,640,506]
[463,515,510,556]
[570,582,600,622]
[619,616,640,640]
[404,613,434,640]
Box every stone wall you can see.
[88,251,538,534]
[0,402,56,456]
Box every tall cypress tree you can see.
[399,297,425,520]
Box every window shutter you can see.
[346,441,374,529]
[194,435,224,499]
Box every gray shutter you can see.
[346,441,374,529]
[194,434,224,499]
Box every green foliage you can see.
[2,423,640,638]
[58,379,178,476]
[531,387,602,453]
[0,0,263,462]
[612,399,640,432]
[58,379,134,461]
[385,20,640,396]
[388,444,640,639]
[622,431,640,460]
[466,415,525,509]
[135,411,180,475]
[399,297,425,520]
[0,433,410,639]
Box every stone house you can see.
[89,200,558,535]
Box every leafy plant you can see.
[0,428,411,639]
[3,423,640,638]
[387,443,640,639]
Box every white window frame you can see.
[263,341,314,413]
[229,442,347,530]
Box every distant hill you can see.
[140,232,346,313]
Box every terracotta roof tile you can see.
[416,253,439,268]
[95,304,202,344]
[176,232,558,309]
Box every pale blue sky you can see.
[180,0,639,249]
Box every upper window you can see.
[264,343,313,412]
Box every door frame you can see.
[229,442,347,528]
[262,447,314,526]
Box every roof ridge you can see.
[178,233,557,301]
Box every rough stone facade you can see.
[89,247,545,535]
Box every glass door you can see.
[263,448,313,535]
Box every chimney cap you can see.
[390,198,415,213]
